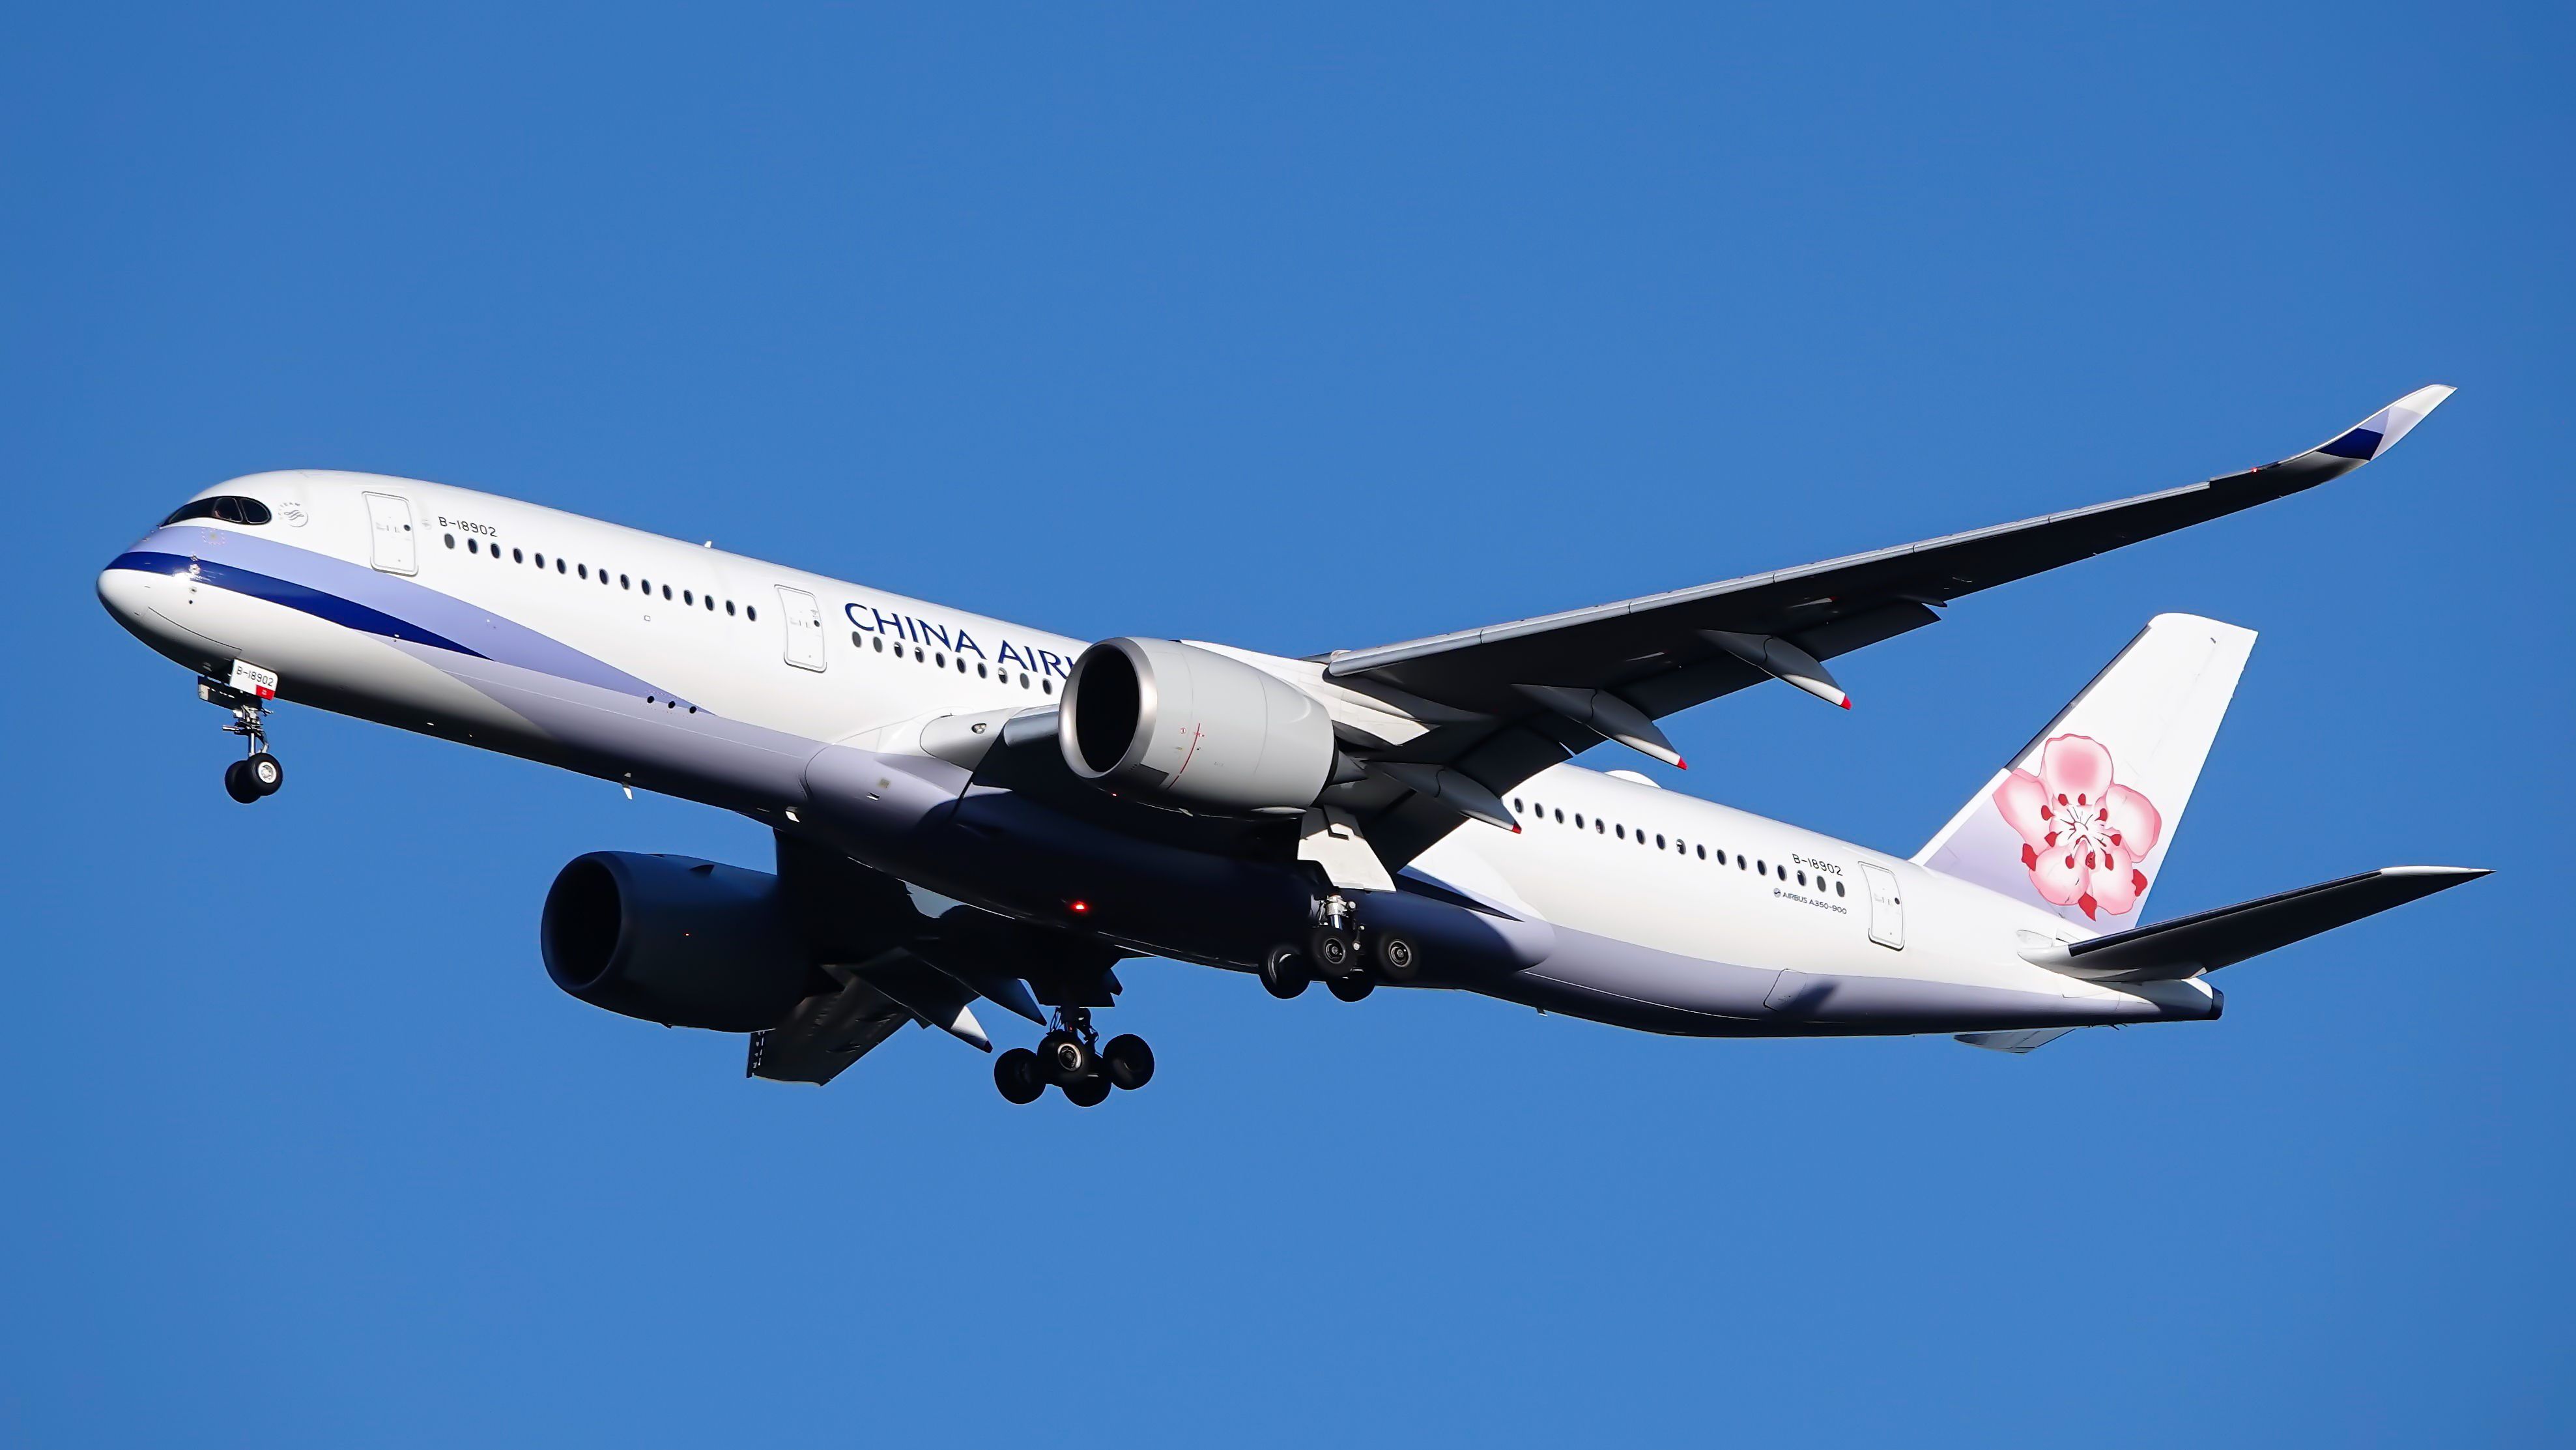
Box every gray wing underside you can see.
[1321,387,2454,867]
[747,968,916,1085]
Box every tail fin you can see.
[1915,613,2256,927]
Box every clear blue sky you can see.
[3,5,2566,1445]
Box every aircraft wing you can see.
[1321,386,2454,865]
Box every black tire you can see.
[994,1048,1045,1104]
[1309,927,1354,976]
[1372,932,1420,983]
[245,752,284,795]
[223,760,263,804]
[1104,1034,1155,1090]
[1326,972,1375,1002]
[1259,948,1310,1000]
[1061,1075,1111,1107]
[1041,1032,1093,1084]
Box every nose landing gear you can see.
[993,1006,1154,1106]
[201,676,284,804]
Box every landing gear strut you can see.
[994,1005,1154,1106]
[1265,893,1422,1002]
[203,677,283,804]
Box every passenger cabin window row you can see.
[442,531,756,622]
[1508,795,1848,896]
[850,630,1053,693]
[431,525,1065,696]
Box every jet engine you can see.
[1059,637,1336,815]
[540,851,814,1030]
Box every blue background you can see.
[4,5,2566,1445]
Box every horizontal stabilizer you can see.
[2020,866,2487,983]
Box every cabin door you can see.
[362,492,418,575]
[777,587,827,672]
[1859,862,1905,950]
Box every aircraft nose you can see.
[97,557,154,626]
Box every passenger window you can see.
[1797,871,1807,886]
[1554,809,1564,823]
[978,663,988,678]
[1696,845,1706,860]
[661,585,672,600]
[444,534,457,549]
[726,600,735,615]
[1042,680,1052,694]
[1018,671,1029,686]
[1656,834,1667,849]
[1836,880,1846,896]
[683,589,693,605]
[704,594,715,611]
[1513,798,1524,813]
[466,538,479,554]
[746,606,756,621]
[1614,824,1624,839]
[876,637,886,652]
[1573,814,1583,828]
[513,548,524,563]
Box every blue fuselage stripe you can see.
[107,551,491,659]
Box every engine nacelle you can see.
[1059,638,1336,815]
[540,852,812,1031]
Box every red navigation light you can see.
[1068,899,1091,915]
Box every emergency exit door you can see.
[1859,862,1904,950]
[777,586,827,672]
[362,492,418,575]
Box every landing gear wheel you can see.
[1260,948,1311,1000]
[1061,1075,1111,1107]
[1326,971,1375,1002]
[244,752,284,796]
[223,759,263,804]
[1040,1031,1094,1084]
[1371,932,1419,983]
[994,1047,1045,1104]
[1308,927,1355,976]
[1104,1034,1155,1090]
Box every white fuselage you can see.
[99,470,2218,1037]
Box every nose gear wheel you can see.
[201,676,285,803]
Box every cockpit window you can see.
[162,496,274,527]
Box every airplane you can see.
[98,385,2483,1103]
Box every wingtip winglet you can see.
[2313,383,2457,463]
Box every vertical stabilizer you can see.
[1914,614,2255,927]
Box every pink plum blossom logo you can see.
[1992,734,2162,919]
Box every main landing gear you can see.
[202,676,285,804]
[993,1006,1154,1107]
[1259,897,1422,1003]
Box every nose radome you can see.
[98,560,156,630]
